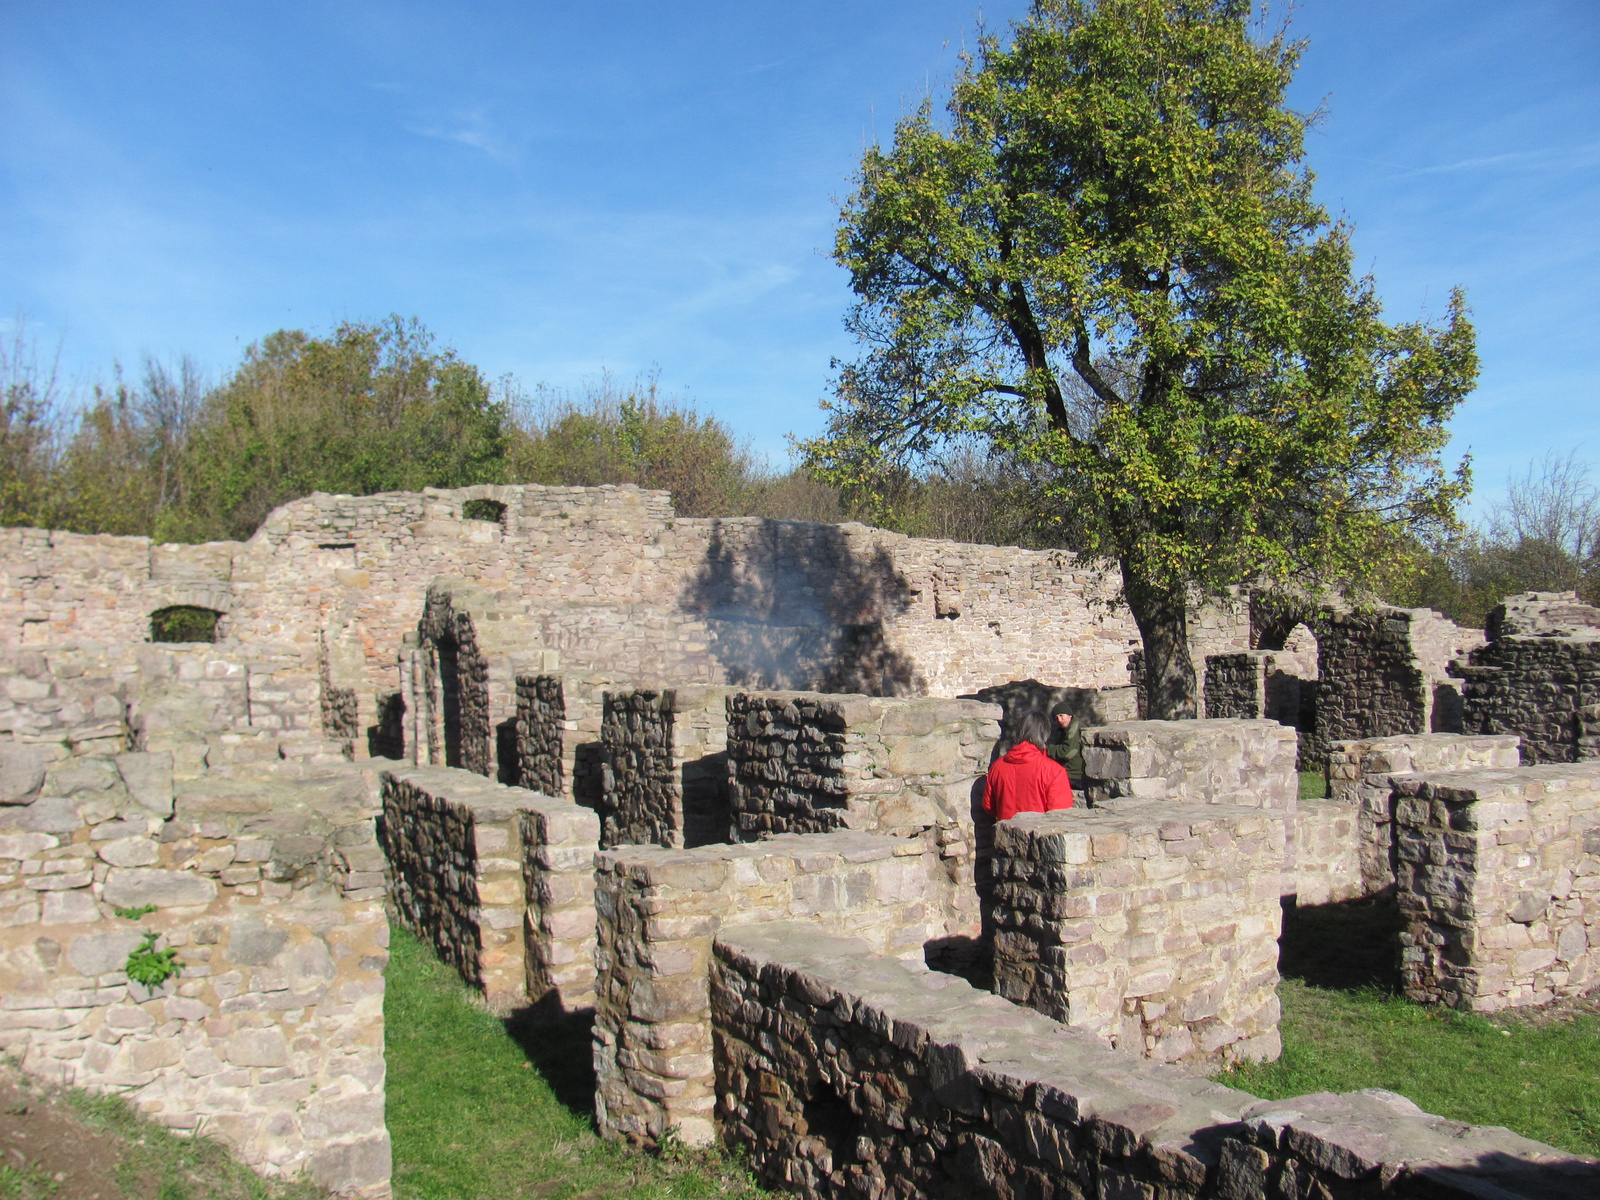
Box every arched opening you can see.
[151,605,222,644]
[462,498,506,524]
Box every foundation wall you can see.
[518,792,601,1017]
[713,923,1599,1200]
[1394,763,1600,1011]
[592,831,965,1147]
[1459,634,1600,765]
[990,803,1285,1068]
[1080,719,1298,811]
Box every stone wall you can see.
[2,487,1223,745]
[1458,617,1600,765]
[1394,763,1600,1011]
[0,752,390,1197]
[592,831,967,1147]
[1080,719,1298,811]
[512,670,636,808]
[959,679,1138,739]
[990,803,1285,1068]
[1329,734,1522,895]
[514,673,566,797]
[1291,799,1361,905]
[378,766,531,1014]
[713,923,1599,1200]
[600,686,732,849]
[518,791,601,1017]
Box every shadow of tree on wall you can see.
[681,518,925,696]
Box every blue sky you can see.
[2,1,1596,507]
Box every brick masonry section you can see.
[1395,763,1600,1011]
[713,922,1600,1200]
[990,803,1285,1068]
[592,831,969,1148]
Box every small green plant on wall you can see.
[125,931,182,987]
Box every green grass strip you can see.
[384,926,764,1199]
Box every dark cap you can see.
[1049,701,1073,718]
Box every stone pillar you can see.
[1393,763,1600,1011]
[518,793,600,1016]
[599,686,733,849]
[990,802,1285,1067]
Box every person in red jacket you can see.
[982,711,1074,820]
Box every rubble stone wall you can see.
[514,673,566,798]
[990,803,1285,1068]
[2,487,1229,744]
[600,686,733,849]
[1291,799,1361,905]
[1459,634,1600,765]
[517,791,601,1017]
[593,831,966,1148]
[378,766,531,1014]
[1080,719,1298,811]
[0,751,390,1197]
[1329,734,1522,895]
[1394,763,1600,1011]
[713,923,1599,1200]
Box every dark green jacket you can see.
[1046,718,1084,780]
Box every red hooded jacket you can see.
[982,740,1074,821]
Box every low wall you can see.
[1081,719,1298,811]
[518,793,601,1016]
[0,755,390,1197]
[600,686,732,848]
[990,803,1284,1067]
[713,923,1600,1200]
[959,679,1138,737]
[1395,763,1600,1011]
[1330,733,1521,895]
[379,766,533,1014]
[512,671,634,808]
[592,831,967,1148]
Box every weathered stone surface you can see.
[992,802,1285,1067]
[715,922,1598,1200]
[103,868,218,908]
[600,687,732,849]
[115,751,175,816]
[0,744,46,805]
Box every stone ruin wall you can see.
[2,485,1194,770]
[599,686,732,849]
[990,803,1285,1069]
[1395,763,1600,1011]
[715,923,1599,1200]
[592,830,970,1147]
[0,743,390,1197]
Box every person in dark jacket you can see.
[982,711,1073,821]
[1046,701,1086,796]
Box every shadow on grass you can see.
[1279,893,1403,993]
[502,1000,598,1120]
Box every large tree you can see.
[801,0,1477,718]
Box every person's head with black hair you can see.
[1014,710,1052,751]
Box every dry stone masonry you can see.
[990,803,1285,1067]
[1394,763,1600,1010]
[1329,733,1522,895]
[592,830,970,1147]
[599,686,733,849]
[713,923,1598,1200]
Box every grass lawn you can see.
[1216,896,1600,1158]
[384,926,764,1200]
[1298,768,1327,800]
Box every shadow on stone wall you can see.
[1279,894,1402,992]
[681,519,924,696]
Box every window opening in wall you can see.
[151,606,221,644]
[462,499,506,524]
[317,542,356,550]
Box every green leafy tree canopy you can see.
[801,0,1477,716]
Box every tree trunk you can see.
[1121,560,1197,720]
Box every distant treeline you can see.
[2,316,1595,630]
